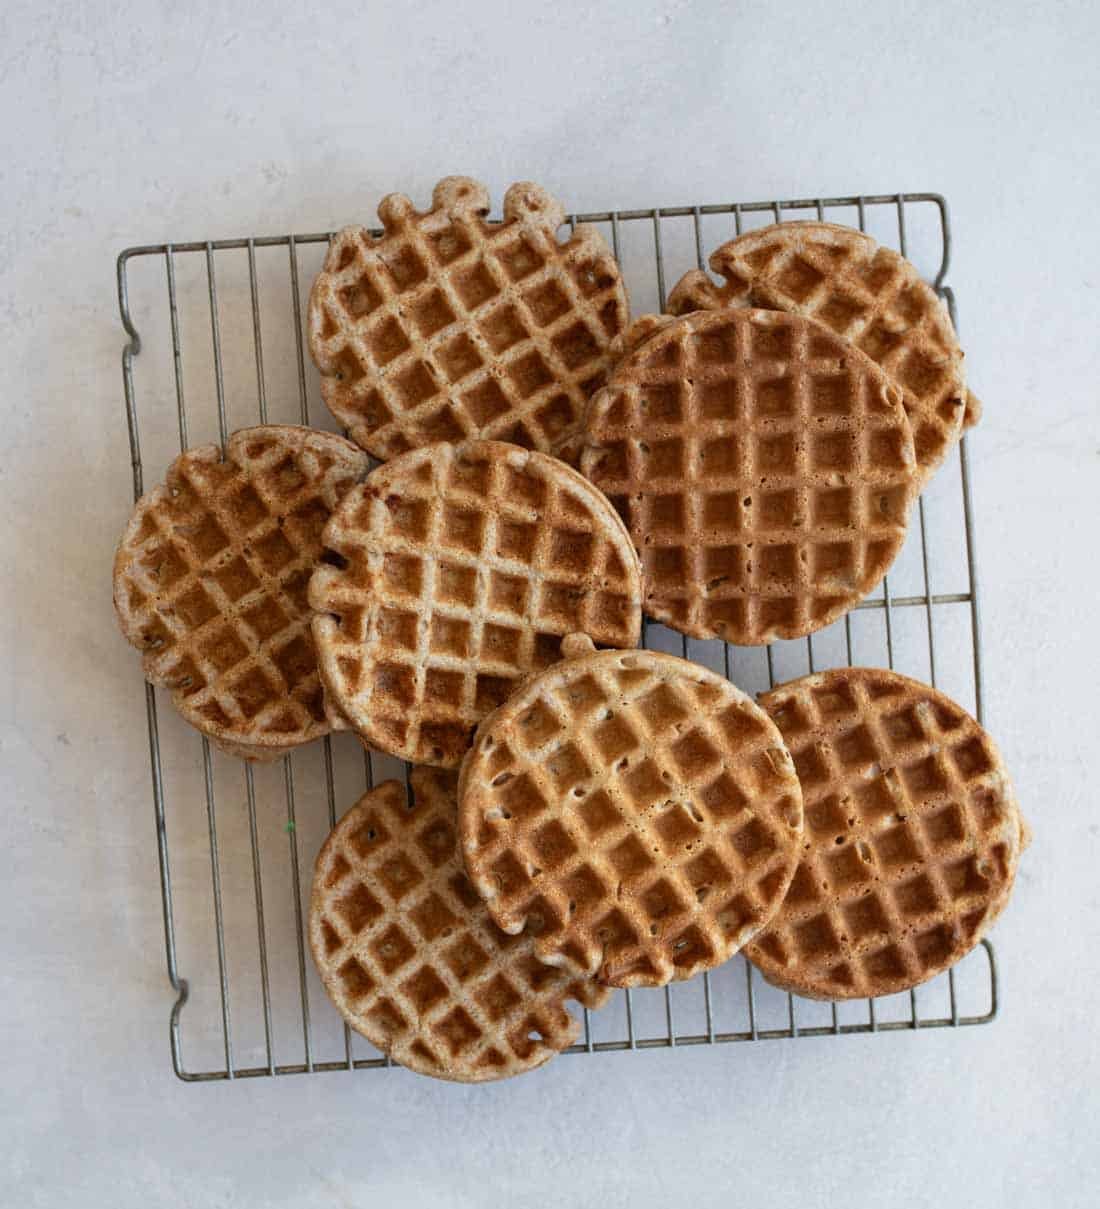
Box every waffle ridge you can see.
[309,770,609,1082]
[580,308,919,644]
[113,425,369,759]
[310,441,643,767]
[667,220,972,483]
[746,667,1027,999]
[308,176,629,463]
[458,644,804,988]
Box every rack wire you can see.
[117,190,997,1082]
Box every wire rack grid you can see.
[117,189,997,1083]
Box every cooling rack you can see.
[117,190,997,1082]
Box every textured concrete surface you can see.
[2,1,1097,1205]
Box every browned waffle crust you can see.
[580,308,918,644]
[309,769,609,1081]
[308,176,629,463]
[310,441,643,768]
[667,221,972,482]
[746,668,1027,999]
[113,426,369,760]
[457,644,804,987]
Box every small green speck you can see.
[284,820,296,833]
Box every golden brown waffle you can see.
[746,668,1027,1000]
[113,426,369,761]
[309,769,609,1082]
[308,176,629,463]
[580,308,919,645]
[310,441,643,768]
[457,638,804,988]
[667,221,972,483]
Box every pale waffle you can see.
[580,308,919,645]
[457,637,804,988]
[113,426,369,761]
[309,441,643,768]
[667,221,973,483]
[309,769,609,1082]
[746,668,1028,1000]
[308,176,629,463]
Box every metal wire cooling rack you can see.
[117,190,997,1082]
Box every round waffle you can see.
[746,668,1028,1000]
[308,176,629,464]
[309,769,609,1082]
[310,441,643,768]
[113,426,369,761]
[457,638,804,988]
[580,308,919,645]
[667,221,972,483]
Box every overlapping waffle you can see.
[667,221,972,483]
[113,426,369,760]
[580,308,919,645]
[309,769,609,1081]
[310,441,642,768]
[308,176,629,463]
[746,668,1027,999]
[457,637,804,988]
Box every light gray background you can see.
[2,1,1097,1205]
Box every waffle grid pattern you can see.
[581,309,918,644]
[113,426,369,759]
[308,177,628,462]
[667,221,968,482]
[747,668,1023,999]
[458,649,804,987]
[309,772,609,1082]
[310,442,642,767]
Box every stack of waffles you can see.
[111,178,1027,1081]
